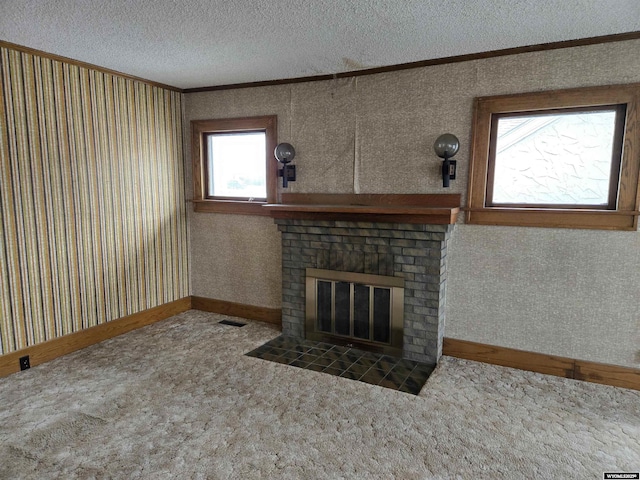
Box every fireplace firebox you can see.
[305,268,404,356]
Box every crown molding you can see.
[0,40,183,92]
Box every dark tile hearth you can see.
[246,336,435,395]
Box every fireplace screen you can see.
[305,268,404,355]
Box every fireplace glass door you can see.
[305,268,404,355]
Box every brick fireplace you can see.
[264,194,460,365]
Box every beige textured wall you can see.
[184,86,291,308]
[447,226,640,366]
[184,39,640,367]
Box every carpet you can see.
[0,310,638,479]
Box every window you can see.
[192,116,277,214]
[467,84,640,230]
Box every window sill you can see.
[192,199,271,216]
[465,208,639,231]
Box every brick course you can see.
[276,219,453,364]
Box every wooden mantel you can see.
[263,193,461,224]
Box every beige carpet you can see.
[0,310,638,479]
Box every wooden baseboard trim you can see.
[442,337,574,378]
[574,359,640,391]
[443,338,640,391]
[0,297,192,378]
[191,296,282,326]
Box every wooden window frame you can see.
[192,116,277,215]
[466,84,640,230]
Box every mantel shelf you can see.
[263,193,461,225]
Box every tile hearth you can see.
[246,336,435,395]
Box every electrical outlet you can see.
[19,355,30,371]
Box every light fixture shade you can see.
[274,143,296,164]
[434,134,460,159]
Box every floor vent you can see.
[219,319,246,327]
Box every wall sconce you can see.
[274,142,296,188]
[434,134,459,188]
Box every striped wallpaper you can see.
[0,46,189,355]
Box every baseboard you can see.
[0,297,192,378]
[574,359,640,391]
[9,304,634,390]
[442,338,574,378]
[191,296,282,326]
[443,337,640,391]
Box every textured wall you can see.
[184,86,290,308]
[0,47,189,355]
[190,213,281,308]
[184,39,640,367]
[447,226,640,365]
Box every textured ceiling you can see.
[1,0,639,89]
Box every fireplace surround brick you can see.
[276,219,453,364]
